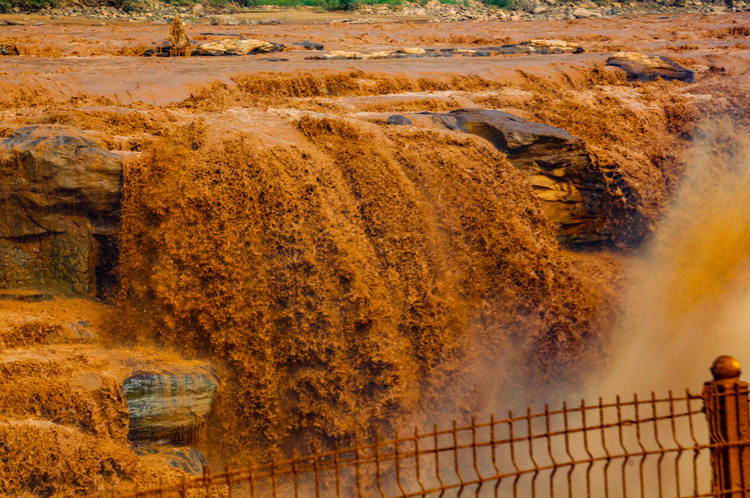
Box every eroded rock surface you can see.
[122,364,220,442]
[431,109,608,244]
[196,39,282,56]
[0,126,122,296]
[134,444,208,475]
[606,52,696,82]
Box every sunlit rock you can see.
[196,39,281,56]
[122,364,220,442]
[606,52,695,82]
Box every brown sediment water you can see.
[116,111,617,462]
[595,118,750,400]
[0,11,748,495]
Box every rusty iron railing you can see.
[111,355,750,498]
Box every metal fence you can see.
[111,356,750,498]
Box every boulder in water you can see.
[573,7,602,17]
[606,52,695,82]
[134,444,208,475]
[293,40,324,50]
[196,39,282,56]
[520,39,584,53]
[122,364,220,442]
[387,115,412,126]
[433,109,607,244]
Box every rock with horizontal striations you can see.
[0,126,122,296]
[196,38,282,56]
[606,52,695,82]
[433,109,611,245]
[122,364,220,442]
[135,444,208,475]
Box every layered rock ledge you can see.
[0,126,122,296]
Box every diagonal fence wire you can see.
[110,389,750,498]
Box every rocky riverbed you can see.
[0,8,748,497]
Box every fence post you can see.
[704,355,750,498]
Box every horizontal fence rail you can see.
[111,390,744,498]
[110,356,750,498]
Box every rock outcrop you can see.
[432,109,608,244]
[606,52,696,82]
[0,339,221,494]
[0,340,220,443]
[0,126,122,296]
[196,39,282,56]
[122,364,220,442]
[306,42,582,60]
[134,445,208,475]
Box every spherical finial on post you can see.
[711,355,742,380]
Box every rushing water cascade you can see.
[117,115,618,461]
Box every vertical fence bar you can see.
[563,403,574,498]
[292,449,300,498]
[617,396,628,498]
[203,466,212,496]
[545,405,557,498]
[375,435,385,498]
[355,436,364,498]
[434,423,446,498]
[634,394,646,498]
[581,400,593,498]
[453,420,465,497]
[312,445,321,498]
[472,416,483,498]
[271,455,278,498]
[687,389,701,498]
[226,465,234,498]
[249,459,256,498]
[669,390,683,498]
[600,398,611,498]
[704,355,750,498]
[334,441,342,498]
[510,411,520,498]
[528,408,538,498]
[415,427,426,497]
[490,414,502,498]
[396,430,407,497]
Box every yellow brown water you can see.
[116,114,617,462]
[0,13,748,494]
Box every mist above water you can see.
[594,119,750,400]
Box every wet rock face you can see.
[122,365,220,443]
[434,109,608,245]
[606,52,695,82]
[134,445,208,475]
[0,126,122,296]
